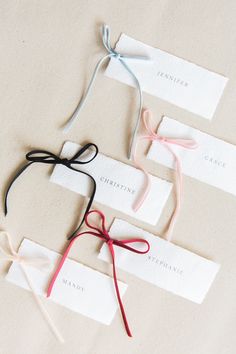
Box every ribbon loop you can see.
[102,24,113,53]
[102,25,109,49]
[47,209,150,337]
[71,143,98,164]
[0,231,17,257]
[63,24,151,160]
[112,238,150,254]
[164,138,198,149]
[26,150,60,164]
[84,209,108,235]
[0,231,64,343]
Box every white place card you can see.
[50,141,172,225]
[105,34,228,120]
[99,219,220,304]
[6,239,127,325]
[147,116,236,196]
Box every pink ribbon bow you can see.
[47,209,150,337]
[133,109,198,241]
[0,231,64,343]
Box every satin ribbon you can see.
[63,24,150,160]
[0,231,64,343]
[133,109,198,242]
[4,143,98,238]
[47,210,150,337]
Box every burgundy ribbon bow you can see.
[47,210,150,337]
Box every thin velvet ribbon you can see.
[133,109,198,242]
[0,231,64,343]
[4,143,98,238]
[63,24,151,160]
[47,210,150,337]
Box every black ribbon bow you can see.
[4,143,98,238]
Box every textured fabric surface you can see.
[0,1,235,354]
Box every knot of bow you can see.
[47,209,150,337]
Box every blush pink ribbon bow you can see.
[133,109,198,242]
[0,231,64,343]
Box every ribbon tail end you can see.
[46,287,52,298]
[127,330,132,337]
[128,146,133,161]
[67,232,75,241]
[62,122,72,134]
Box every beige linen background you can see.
[0,1,236,354]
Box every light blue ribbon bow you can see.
[63,24,150,159]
